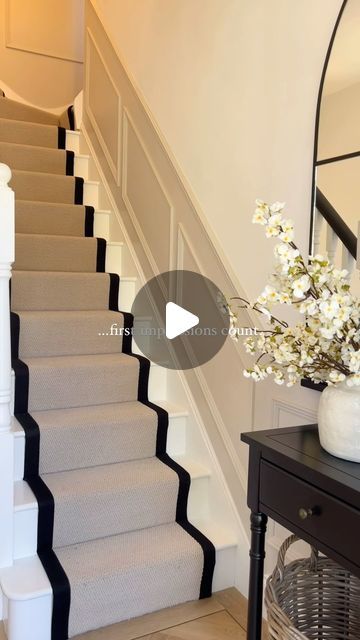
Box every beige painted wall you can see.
[91,0,343,302]
[318,82,360,234]
[0,0,84,108]
[319,81,360,160]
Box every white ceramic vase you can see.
[318,380,360,462]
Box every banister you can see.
[0,162,15,433]
[315,187,357,260]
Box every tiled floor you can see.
[0,588,268,640]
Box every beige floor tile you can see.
[213,588,248,629]
[73,597,224,640]
[146,611,246,640]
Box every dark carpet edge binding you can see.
[11,312,70,640]
[120,312,216,598]
[74,177,84,205]
[84,206,95,237]
[65,151,75,176]
[57,127,66,150]
[67,105,75,131]
[96,238,107,272]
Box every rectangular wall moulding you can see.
[5,0,84,62]
[86,29,121,184]
[122,109,174,274]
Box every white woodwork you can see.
[0,163,15,570]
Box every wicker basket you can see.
[265,535,360,639]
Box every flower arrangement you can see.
[229,201,360,387]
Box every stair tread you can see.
[0,116,60,149]
[1,520,235,601]
[14,453,210,513]
[25,351,138,367]
[43,457,178,500]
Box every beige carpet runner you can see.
[0,92,215,638]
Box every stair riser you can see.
[3,595,52,640]
[74,155,89,180]
[117,278,136,312]
[2,542,236,640]
[106,243,123,275]
[66,131,80,154]
[148,364,167,402]
[83,181,99,208]
[94,211,110,240]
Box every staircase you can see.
[0,93,239,640]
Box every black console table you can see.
[241,424,360,640]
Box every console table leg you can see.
[247,511,268,640]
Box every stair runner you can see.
[0,92,215,638]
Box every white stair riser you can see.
[94,211,111,241]
[118,278,136,313]
[3,594,52,640]
[2,541,236,640]
[105,243,123,275]
[167,415,186,456]
[74,155,89,181]
[13,508,37,561]
[83,182,99,208]
[65,131,80,155]
[187,477,209,521]
[212,545,237,592]
[148,365,167,402]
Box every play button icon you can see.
[165,302,199,340]
[131,270,230,370]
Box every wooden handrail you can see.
[315,188,357,259]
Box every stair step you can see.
[15,200,92,237]
[0,97,59,126]
[10,170,79,204]
[14,456,210,551]
[11,271,115,311]
[45,458,181,547]
[0,117,60,149]
[25,353,140,412]
[12,401,186,484]
[14,234,99,273]
[0,141,69,175]
[1,522,236,640]
[16,310,126,358]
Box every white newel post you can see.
[0,163,15,568]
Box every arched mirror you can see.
[310,0,360,267]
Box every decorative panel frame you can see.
[122,107,175,274]
[5,0,84,63]
[86,29,121,185]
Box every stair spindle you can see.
[313,207,324,256]
[326,223,338,264]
